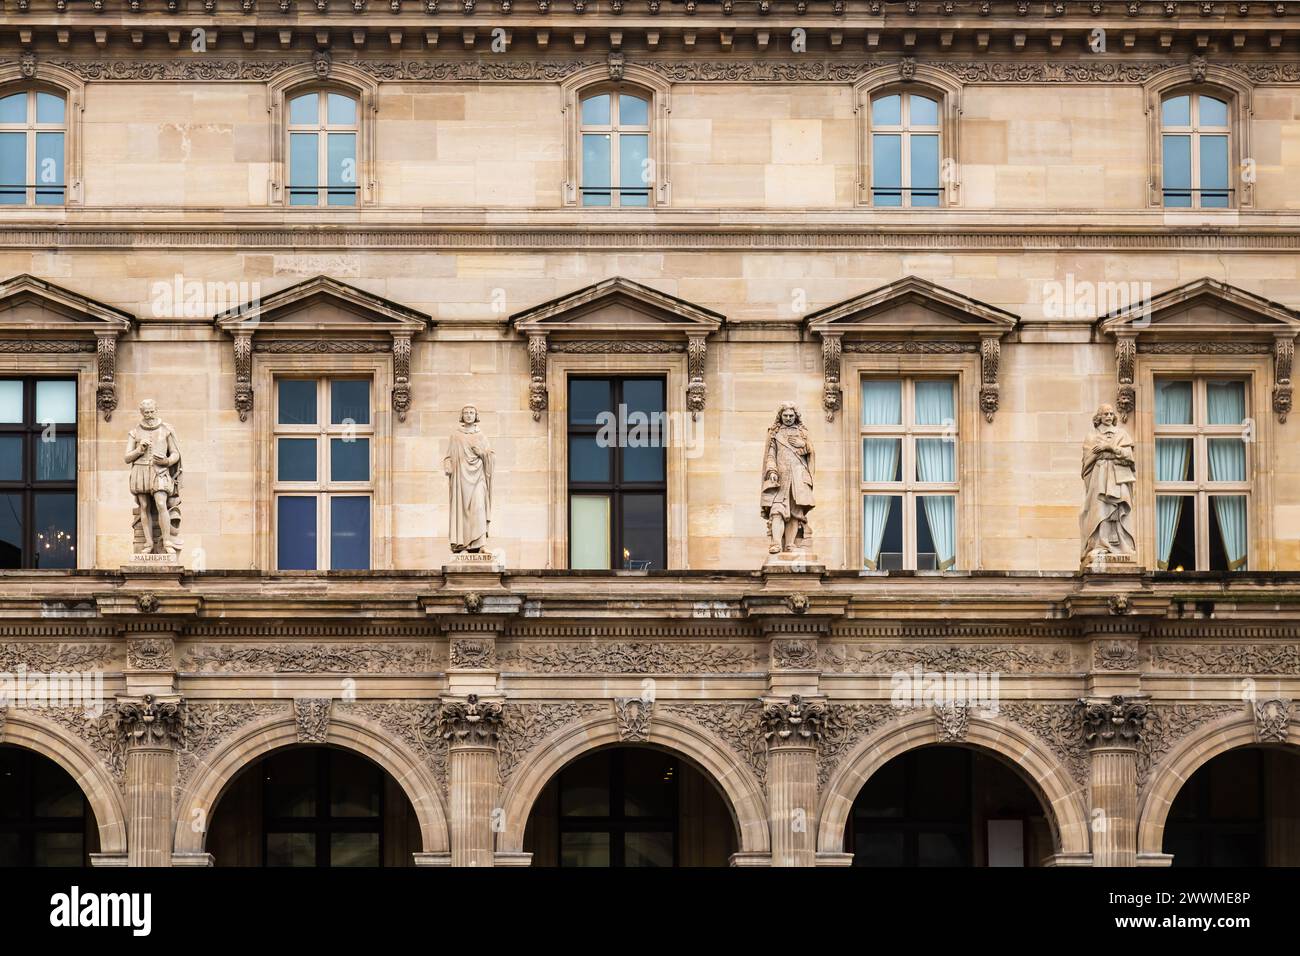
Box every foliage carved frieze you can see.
[661,701,769,787]
[41,705,126,791]
[999,702,1091,788]
[496,642,763,675]
[816,703,901,789]
[0,643,115,671]
[820,644,1070,674]
[1149,644,1300,675]
[174,701,286,795]
[497,702,606,784]
[1136,703,1244,792]
[344,701,448,793]
[180,643,443,674]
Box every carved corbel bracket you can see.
[95,331,121,421]
[979,333,1001,423]
[686,333,707,420]
[233,331,254,422]
[821,333,842,422]
[528,332,549,421]
[1114,333,1137,422]
[1274,333,1295,424]
[391,330,413,422]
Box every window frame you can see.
[0,65,83,206]
[1158,91,1232,211]
[866,90,943,209]
[259,747,385,868]
[0,87,68,207]
[0,745,92,867]
[854,67,962,208]
[285,89,361,208]
[553,749,680,868]
[576,86,653,209]
[268,67,377,208]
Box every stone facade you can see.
[1,2,1299,867]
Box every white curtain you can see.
[861,380,902,426]
[920,496,956,570]
[914,382,956,569]
[862,495,893,570]
[1207,382,1248,569]
[1155,381,1193,568]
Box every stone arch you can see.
[173,709,449,858]
[497,711,770,858]
[816,708,1091,860]
[3,711,128,857]
[1137,709,1294,858]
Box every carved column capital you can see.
[435,693,504,746]
[114,694,185,750]
[760,693,828,750]
[1253,697,1291,743]
[1076,694,1149,750]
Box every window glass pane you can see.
[327,93,357,126]
[623,380,664,416]
[580,93,610,126]
[1154,379,1193,424]
[861,379,902,425]
[1199,134,1229,207]
[856,831,906,865]
[872,133,902,205]
[910,94,939,127]
[1207,438,1246,483]
[0,132,23,205]
[1162,95,1191,126]
[569,436,611,483]
[863,494,902,570]
[34,832,83,867]
[35,92,65,125]
[621,492,665,570]
[560,831,610,867]
[862,438,901,482]
[276,496,317,570]
[0,93,23,124]
[34,380,75,424]
[570,494,611,569]
[915,439,955,483]
[623,444,665,483]
[0,380,21,422]
[623,750,674,816]
[0,436,20,480]
[918,832,966,866]
[0,493,21,568]
[265,749,316,817]
[36,434,76,481]
[1162,134,1192,206]
[289,131,318,205]
[581,133,611,206]
[913,380,954,425]
[619,133,649,206]
[916,495,957,571]
[872,94,901,126]
[33,493,75,568]
[569,379,611,425]
[266,833,316,867]
[330,379,370,425]
[277,438,317,482]
[619,94,649,127]
[560,751,610,816]
[1209,495,1247,571]
[909,133,940,206]
[330,833,379,867]
[278,379,317,425]
[34,759,83,817]
[330,496,370,571]
[330,437,369,482]
[1207,380,1246,424]
[327,132,356,206]
[34,132,62,205]
[624,831,674,867]
[1155,438,1192,482]
[1199,95,1229,128]
[330,752,380,817]
[289,93,318,126]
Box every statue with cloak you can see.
[761,402,815,555]
[1080,402,1136,566]
[444,404,495,553]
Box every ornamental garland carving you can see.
[817,703,900,789]
[293,698,332,744]
[662,702,768,786]
[496,642,763,674]
[175,701,286,796]
[497,702,606,784]
[42,706,126,790]
[181,643,444,674]
[0,643,116,671]
[344,701,448,792]
[1136,703,1243,791]
[820,644,1070,674]
[1149,644,1300,674]
[998,702,1090,788]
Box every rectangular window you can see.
[860,377,958,570]
[0,377,77,569]
[273,377,373,570]
[567,377,666,570]
[1154,377,1250,571]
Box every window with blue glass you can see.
[870,92,941,208]
[286,90,359,207]
[0,89,66,206]
[274,377,372,570]
[579,89,652,208]
[0,378,77,569]
[1161,92,1231,209]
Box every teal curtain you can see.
[1206,380,1245,425]
[863,495,893,570]
[914,382,956,569]
[861,381,902,570]
[1212,496,1248,570]
[914,380,954,426]
[920,495,956,570]
[1155,382,1193,568]
[1207,382,1248,569]
[861,380,902,426]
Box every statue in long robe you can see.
[761,402,815,554]
[1080,403,1136,565]
[444,404,494,553]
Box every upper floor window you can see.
[287,90,358,207]
[1154,377,1250,571]
[274,377,372,570]
[0,89,65,206]
[1161,93,1230,209]
[579,90,651,208]
[0,378,76,569]
[870,92,941,208]
[861,377,957,571]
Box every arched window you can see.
[286,89,359,207]
[0,88,66,206]
[1161,92,1231,209]
[579,89,652,208]
[0,746,98,866]
[870,91,941,207]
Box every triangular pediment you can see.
[0,274,134,336]
[214,275,429,335]
[510,277,724,337]
[1098,277,1299,339]
[804,276,1018,338]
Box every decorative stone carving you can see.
[821,334,842,421]
[435,694,504,745]
[979,335,1001,422]
[232,332,253,421]
[1108,594,1131,616]
[392,332,413,422]
[346,701,447,790]
[127,638,173,670]
[1114,335,1136,421]
[607,51,624,81]
[762,403,815,556]
[771,639,816,669]
[497,702,606,782]
[19,52,36,78]
[527,333,548,421]
[1093,640,1140,671]
[934,701,970,742]
[784,593,810,615]
[1275,335,1294,423]
[1253,698,1290,743]
[181,643,443,673]
[115,694,185,748]
[1137,703,1243,790]
[496,641,761,674]
[1149,643,1300,674]
[1190,54,1208,84]
[43,706,126,789]
[463,592,484,614]
[312,49,331,78]
[96,334,120,420]
[761,694,828,747]
[821,644,1070,673]
[613,696,653,741]
[1077,695,1148,748]
[136,593,161,614]
[686,334,707,420]
[999,702,1090,787]
[0,643,115,671]
[175,701,287,794]
[449,639,495,669]
[293,698,331,743]
[445,404,495,554]
[1080,404,1136,569]
[817,703,900,788]
[662,702,768,785]
[126,400,183,556]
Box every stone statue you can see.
[124,399,183,555]
[444,404,495,553]
[761,402,815,555]
[1080,403,1136,566]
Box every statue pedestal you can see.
[1083,550,1138,574]
[762,551,825,574]
[121,552,183,574]
[443,551,505,574]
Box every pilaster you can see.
[1078,694,1149,868]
